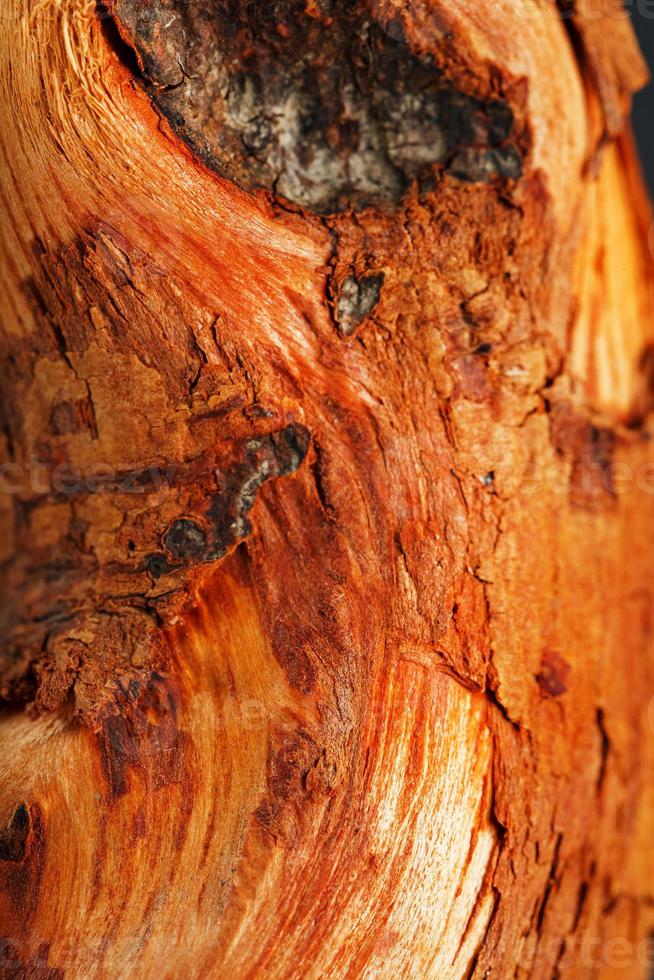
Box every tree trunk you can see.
[2,0,654,976]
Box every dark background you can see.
[633,14,654,193]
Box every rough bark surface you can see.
[1,0,654,977]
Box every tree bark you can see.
[1,0,654,976]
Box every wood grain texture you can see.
[1,0,654,976]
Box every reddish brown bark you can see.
[2,0,654,976]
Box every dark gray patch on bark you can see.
[336,273,384,335]
[163,519,207,561]
[108,0,523,213]
[148,423,311,576]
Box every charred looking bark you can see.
[109,0,523,213]
[150,423,310,575]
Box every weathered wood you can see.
[1,0,654,976]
